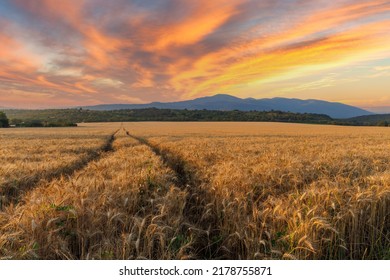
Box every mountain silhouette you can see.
[82,94,372,119]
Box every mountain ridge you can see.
[80,94,372,119]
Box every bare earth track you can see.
[125,129,225,259]
[0,130,119,209]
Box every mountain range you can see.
[82,94,372,119]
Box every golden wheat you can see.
[0,126,114,208]
[0,122,389,259]
[0,130,191,259]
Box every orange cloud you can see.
[149,0,243,50]
[178,20,390,98]
[1,0,390,108]
[0,33,41,72]
[166,1,390,98]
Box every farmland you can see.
[0,122,389,259]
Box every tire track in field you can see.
[0,130,119,210]
[124,129,225,259]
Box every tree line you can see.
[3,108,333,125]
[1,108,389,127]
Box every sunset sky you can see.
[0,0,389,111]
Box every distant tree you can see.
[21,120,44,127]
[10,118,23,126]
[0,111,9,128]
[376,120,389,127]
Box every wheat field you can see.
[0,122,389,259]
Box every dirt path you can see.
[0,130,119,210]
[124,129,226,259]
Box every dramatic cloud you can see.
[0,0,389,108]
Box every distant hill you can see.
[82,94,372,119]
[344,114,390,126]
